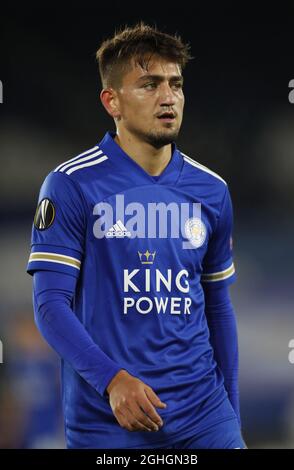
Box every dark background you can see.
[0,4,294,448]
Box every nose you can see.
[159,81,175,106]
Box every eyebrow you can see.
[136,74,184,85]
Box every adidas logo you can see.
[106,220,131,238]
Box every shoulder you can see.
[52,143,110,181]
[180,151,227,187]
[39,143,108,201]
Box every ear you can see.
[100,88,121,119]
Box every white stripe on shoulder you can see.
[54,145,99,172]
[181,152,227,185]
[65,155,108,175]
[59,149,103,173]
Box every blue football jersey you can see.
[27,132,237,448]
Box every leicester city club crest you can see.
[184,217,206,248]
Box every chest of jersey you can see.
[89,184,213,267]
[83,184,214,317]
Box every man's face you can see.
[114,56,185,148]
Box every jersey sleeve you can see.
[201,185,236,287]
[27,171,86,279]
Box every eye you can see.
[143,82,157,90]
[171,82,183,90]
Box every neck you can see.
[114,128,172,176]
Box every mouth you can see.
[156,111,176,123]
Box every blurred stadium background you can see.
[1,5,294,448]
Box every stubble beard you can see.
[133,124,181,150]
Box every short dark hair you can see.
[96,22,192,88]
